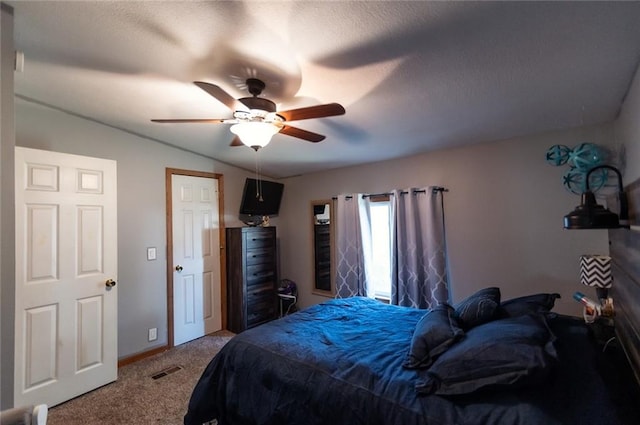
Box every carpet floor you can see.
[47,331,234,425]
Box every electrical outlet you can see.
[148,327,157,342]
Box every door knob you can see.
[175,265,183,272]
[105,279,117,288]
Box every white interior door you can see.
[14,147,118,408]
[172,174,222,346]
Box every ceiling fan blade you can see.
[151,118,231,124]
[193,81,249,112]
[280,125,326,143]
[230,136,244,147]
[278,103,345,122]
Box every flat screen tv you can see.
[239,178,284,218]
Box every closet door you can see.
[14,147,118,407]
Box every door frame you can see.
[166,168,226,348]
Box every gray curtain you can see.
[334,194,371,298]
[390,187,449,308]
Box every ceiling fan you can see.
[152,78,345,150]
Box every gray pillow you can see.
[415,313,558,396]
[454,287,501,330]
[500,293,561,318]
[403,303,464,369]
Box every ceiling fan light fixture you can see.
[230,121,281,149]
[152,79,344,147]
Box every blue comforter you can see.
[184,297,621,425]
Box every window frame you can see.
[367,195,392,301]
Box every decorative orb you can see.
[567,143,607,171]
[545,144,571,166]
[562,167,609,195]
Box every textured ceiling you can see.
[8,1,640,178]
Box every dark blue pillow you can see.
[500,293,561,318]
[415,314,557,395]
[454,287,501,330]
[403,304,464,370]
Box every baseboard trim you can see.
[118,344,169,368]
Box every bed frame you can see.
[610,176,640,384]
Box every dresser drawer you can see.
[247,281,275,300]
[245,232,274,249]
[247,309,276,328]
[246,263,275,284]
[246,247,275,266]
[247,299,277,328]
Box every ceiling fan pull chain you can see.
[255,151,264,202]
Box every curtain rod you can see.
[332,187,448,200]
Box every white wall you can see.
[279,124,614,317]
[14,99,261,359]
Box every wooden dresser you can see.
[226,226,278,333]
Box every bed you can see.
[185,179,640,425]
[184,294,638,425]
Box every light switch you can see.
[147,247,157,261]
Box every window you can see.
[369,199,392,299]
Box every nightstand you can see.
[588,317,640,423]
[587,316,617,349]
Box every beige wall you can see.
[1,2,16,409]
[14,99,262,359]
[1,2,637,410]
[279,124,615,317]
[8,63,639,366]
[615,60,640,183]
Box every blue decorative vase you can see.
[545,144,571,166]
[567,143,607,171]
[562,166,609,195]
